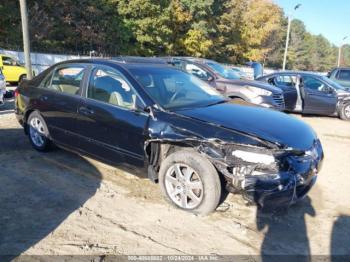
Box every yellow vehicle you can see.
[0,54,27,84]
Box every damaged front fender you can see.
[143,110,323,208]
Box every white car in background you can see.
[0,68,6,106]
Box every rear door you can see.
[77,65,149,168]
[300,75,337,114]
[39,63,88,148]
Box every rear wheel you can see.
[27,111,52,151]
[159,149,221,215]
[339,103,350,120]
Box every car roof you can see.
[261,71,326,78]
[163,56,216,64]
[52,58,171,70]
[111,56,167,64]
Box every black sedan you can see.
[257,71,350,120]
[15,59,323,214]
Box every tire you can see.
[339,103,350,121]
[159,149,221,215]
[27,111,52,151]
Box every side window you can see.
[2,56,15,66]
[40,72,53,88]
[88,67,138,109]
[51,65,86,95]
[275,75,296,87]
[337,70,350,81]
[185,63,212,81]
[302,76,325,91]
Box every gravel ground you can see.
[0,99,349,258]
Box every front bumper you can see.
[249,94,285,111]
[238,141,323,208]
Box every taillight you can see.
[14,88,19,98]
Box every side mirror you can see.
[144,105,156,120]
[320,85,333,93]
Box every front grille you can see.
[273,93,285,109]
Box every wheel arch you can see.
[145,141,201,183]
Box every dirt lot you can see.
[0,98,349,258]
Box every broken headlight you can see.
[231,150,275,165]
[229,147,284,178]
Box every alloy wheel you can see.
[345,104,350,119]
[29,117,45,147]
[164,163,204,209]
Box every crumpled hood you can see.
[218,79,282,93]
[176,103,317,151]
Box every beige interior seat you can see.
[59,84,79,95]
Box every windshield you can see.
[320,75,349,91]
[128,67,225,110]
[206,61,240,80]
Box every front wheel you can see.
[339,103,350,120]
[159,149,221,215]
[27,111,52,151]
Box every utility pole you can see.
[19,0,33,80]
[282,3,301,71]
[337,36,348,67]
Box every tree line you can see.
[0,0,348,71]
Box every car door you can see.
[300,75,337,115]
[268,74,298,111]
[38,63,88,148]
[77,65,149,168]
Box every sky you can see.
[273,0,350,46]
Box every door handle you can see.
[79,106,94,115]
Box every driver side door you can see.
[269,75,298,111]
[300,76,337,115]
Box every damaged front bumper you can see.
[242,159,319,208]
[209,139,323,208]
